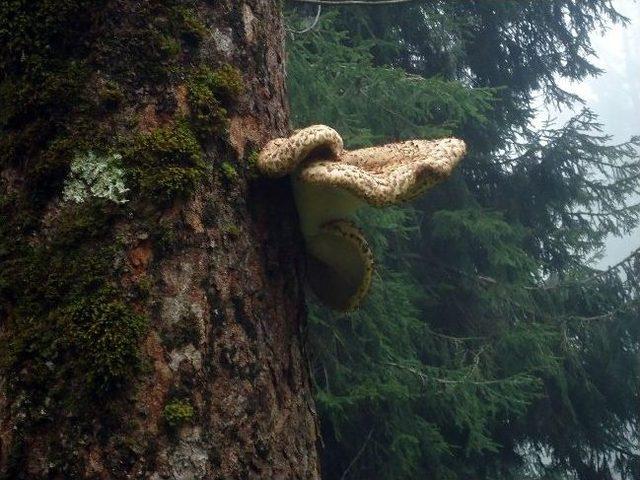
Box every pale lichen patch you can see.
[242,5,258,44]
[169,344,203,372]
[62,151,129,205]
[212,28,233,56]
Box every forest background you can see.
[285,0,640,479]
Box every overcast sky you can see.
[538,0,640,268]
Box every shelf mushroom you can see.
[257,125,466,311]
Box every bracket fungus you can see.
[257,125,466,311]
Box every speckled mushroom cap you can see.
[257,125,343,177]
[299,138,466,206]
[257,125,467,312]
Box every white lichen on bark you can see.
[62,151,129,204]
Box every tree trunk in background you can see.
[0,1,320,478]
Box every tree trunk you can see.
[0,1,320,478]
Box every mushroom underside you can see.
[306,220,374,312]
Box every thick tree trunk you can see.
[0,1,320,478]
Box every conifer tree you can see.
[286,3,640,479]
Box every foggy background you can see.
[538,0,640,268]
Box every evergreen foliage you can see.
[286,5,640,479]
[287,12,495,148]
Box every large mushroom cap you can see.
[297,138,466,206]
[257,125,343,177]
[256,125,466,312]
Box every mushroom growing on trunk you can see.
[257,125,467,311]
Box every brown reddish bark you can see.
[0,1,320,478]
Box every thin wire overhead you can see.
[292,0,417,5]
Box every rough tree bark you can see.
[0,1,320,478]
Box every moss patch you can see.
[245,148,261,179]
[172,5,208,46]
[0,0,98,75]
[222,223,242,237]
[1,2,244,209]
[163,399,195,427]
[0,1,248,446]
[125,121,206,200]
[3,289,147,397]
[0,1,230,209]
[0,1,104,207]
[64,291,147,390]
[0,202,148,417]
[0,64,94,201]
[221,161,239,182]
[187,65,244,138]
[97,79,126,112]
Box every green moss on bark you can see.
[163,399,195,427]
[0,202,148,420]
[221,161,240,182]
[125,121,207,200]
[0,0,246,436]
[172,5,208,45]
[0,1,238,206]
[245,148,261,179]
[0,64,93,199]
[97,80,125,112]
[187,64,245,138]
[0,1,103,205]
[3,289,147,396]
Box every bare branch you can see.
[340,428,375,480]
[590,244,640,281]
[290,5,322,34]
[385,362,532,387]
